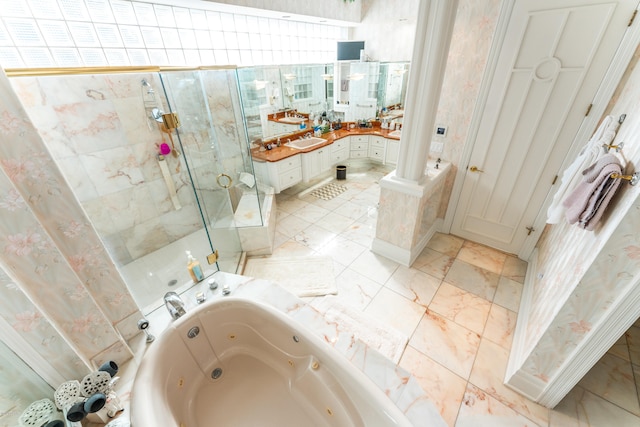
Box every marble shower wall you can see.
[10,73,205,265]
[512,46,640,391]
[0,68,140,390]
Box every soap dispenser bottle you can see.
[186,251,204,282]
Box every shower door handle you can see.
[469,166,484,173]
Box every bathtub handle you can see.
[216,173,233,188]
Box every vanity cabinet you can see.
[385,139,400,165]
[302,147,331,182]
[350,135,369,159]
[330,138,349,165]
[369,136,386,162]
[253,154,302,193]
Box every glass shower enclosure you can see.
[158,68,265,275]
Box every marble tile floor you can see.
[259,162,640,427]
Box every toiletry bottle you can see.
[186,251,204,282]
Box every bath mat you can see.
[315,296,408,364]
[309,182,347,200]
[243,256,337,297]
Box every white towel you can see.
[546,115,619,224]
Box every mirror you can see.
[378,61,409,113]
[236,61,408,143]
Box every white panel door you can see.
[451,0,638,253]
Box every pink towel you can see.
[562,154,622,230]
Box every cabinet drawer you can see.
[369,147,384,160]
[278,167,302,189]
[331,138,348,152]
[370,138,386,149]
[350,142,369,151]
[351,135,369,144]
[350,150,368,158]
[331,148,348,164]
[276,155,301,172]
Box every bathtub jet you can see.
[131,297,413,427]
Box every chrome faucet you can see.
[303,132,312,139]
[164,292,186,319]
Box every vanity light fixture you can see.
[283,73,296,80]
[347,73,365,81]
[321,73,333,80]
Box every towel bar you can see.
[611,172,639,186]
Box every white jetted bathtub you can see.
[131,297,413,426]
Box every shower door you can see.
[159,69,261,274]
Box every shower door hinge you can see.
[552,175,558,185]
[207,250,219,265]
[526,226,535,236]
[585,103,593,116]
[629,10,637,26]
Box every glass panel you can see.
[159,69,262,275]
[0,340,55,426]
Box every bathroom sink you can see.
[286,137,326,149]
[279,117,306,124]
[388,130,402,137]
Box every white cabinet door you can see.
[386,140,399,165]
[302,147,331,182]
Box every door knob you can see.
[469,166,484,173]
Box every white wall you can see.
[349,0,420,61]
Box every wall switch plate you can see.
[431,141,444,153]
[435,125,447,137]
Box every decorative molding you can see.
[505,248,538,384]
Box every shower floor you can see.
[119,227,242,314]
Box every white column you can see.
[395,0,458,183]
[372,0,458,266]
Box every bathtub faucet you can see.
[164,292,186,319]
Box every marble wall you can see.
[10,73,211,266]
[0,68,141,420]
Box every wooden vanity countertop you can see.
[251,125,401,162]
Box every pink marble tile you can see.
[333,267,382,311]
[550,386,640,427]
[493,276,524,313]
[365,287,425,337]
[399,345,467,426]
[627,325,640,366]
[469,339,550,426]
[428,282,491,335]
[385,265,441,309]
[410,310,481,379]
[483,304,517,350]
[577,352,640,416]
[457,383,544,427]
[444,260,500,301]
[414,247,455,280]
[501,255,528,284]
[457,241,507,274]
[426,232,464,257]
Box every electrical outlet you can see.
[435,125,447,137]
[431,141,444,153]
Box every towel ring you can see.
[216,173,233,189]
